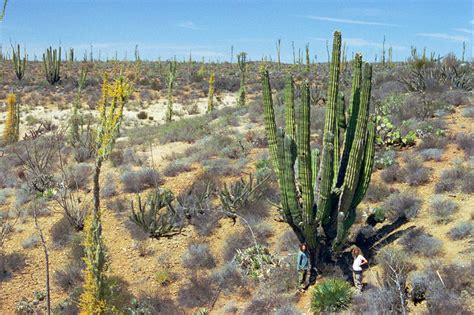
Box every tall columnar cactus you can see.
[207,72,215,113]
[43,46,61,85]
[261,32,375,267]
[12,44,26,81]
[237,52,247,106]
[68,48,74,63]
[80,76,131,314]
[3,93,19,144]
[165,59,177,122]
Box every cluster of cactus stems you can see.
[12,44,26,80]
[43,46,61,84]
[237,52,247,106]
[80,76,131,314]
[165,59,177,122]
[207,71,215,113]
[261,31,375,263]
[3,93,19,144]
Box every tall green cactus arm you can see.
[284,75,296,140]
[333,91,345,185]
[316,31,342,224]
[311,149,320,191]
[336,54,362,187]
[337,63,372,217]
[297,81,315,226]
[276,129,303,232]
[261,68,280,176]
[336,92,346,129]
[350,119,376,209]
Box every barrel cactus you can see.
[261,31,375,269]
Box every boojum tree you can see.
[80,76,131,314]
[261,31,375,276]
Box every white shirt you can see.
[353,255,366,271]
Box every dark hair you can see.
[299,243,307,251]
[351,246,361,258]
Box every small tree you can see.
[80,76,131,314]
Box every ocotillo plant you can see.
[68,64,89,145]
[3,93,19,144]
[261,31,375,270]
[237,52,247,106]
[207,72,215,113]
[0,0,7,21]
[43,46,61,84]
[276,39,281,67]
[305,44,311,72]
[80,76,131,314]
[165,59,177,122]
[12,44,26,80]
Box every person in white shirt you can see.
[351,246,368,292]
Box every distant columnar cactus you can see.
[237,52,247,106]
[12,44,26,81]
[43,46,61,85]
[80,76,131,314]
[165,59,177,122]
[3,93,19,144]
[207,72,215,113]
[261,31,375,269]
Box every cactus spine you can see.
[12,44,26,81]
[3,93,19,144]
[261,31,375,261]
[207,72,215,113]
[165,59,177,122]
[237,52,247,106]
[80,76,131,314]
[43,46,61,84]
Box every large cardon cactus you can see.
[261,31,375,271]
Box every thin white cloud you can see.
[177,21,203,30]
[344,38,407,50]
[302,15,400,27]
[454,28,473,35]
[308,37,328,42]
[470,20,474,25]
[416,33,469,43]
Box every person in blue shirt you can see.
[297,243,310,292]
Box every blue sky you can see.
[0,0,472,62]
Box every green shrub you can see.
[311,278,353,313]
